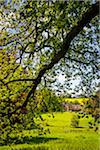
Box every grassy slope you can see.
[0,112,99,150]
[63,97,90,104]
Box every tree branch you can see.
[21,2,99,108]
[6,78,35,84]
[2,2,99,117]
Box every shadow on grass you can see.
[15,136,59,145]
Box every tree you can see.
[34,88,62,112]
[71,114,79,128]
[0,0,99,145]
[83,90,100,131]
[0,45,34,145]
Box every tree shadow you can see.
[76,126,84,128]
[15,136,59,144]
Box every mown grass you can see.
[0,112,99,150]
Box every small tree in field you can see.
[71,114,79,128]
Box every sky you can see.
[57,73,83,96]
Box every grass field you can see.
[63,97,90,104]
[0,112,99,150]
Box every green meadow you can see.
[0,112,99,150]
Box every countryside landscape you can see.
[0,1,99,150]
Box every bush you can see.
[71,114,79,128]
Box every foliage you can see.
[82,90,100,131]
[34,88,63,112]
[0,0,99,145]
[0,1,99,96]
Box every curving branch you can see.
[2,2,99,117]
[6,78,35,84]
[21,2,99,108]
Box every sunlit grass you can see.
[0,112,99,150]
[63,97,90,104]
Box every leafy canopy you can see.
[0,0,99,145]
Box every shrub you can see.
[71,114,79,128]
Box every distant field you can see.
[0,112,99,150]
[63,97,90,104]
